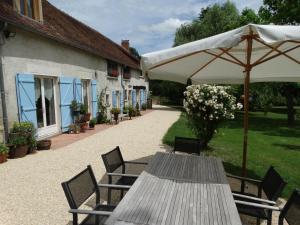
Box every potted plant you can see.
[9,121,33,139]
[80,122,88,132]
[142,103,147,111]
[110,107,121,123]
[8,136,28,158]
[28,136,37,154]
[128,105,134,120]
[37,139,52,150]
[71,99,80,116]
[69,124,76,134]
[0,143,9,163]
[75,125,81,134]
[135,103,141,116]
[89,118,97,129]
[80,104,91,121]
[111,69,119,77]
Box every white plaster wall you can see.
[1,28,106,130]
[0,26,148,132]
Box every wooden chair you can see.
[61,165,131,225]
[229,166,287,225]
[173,136,203,155]
[101,146,147,204]
[235,189,300,225]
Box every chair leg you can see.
[108,188,112,205]
[72,213,78,225]
[256,218,260,225]
[267,210,272,225]
[120,189,124,201]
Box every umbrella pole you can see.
[241,71,250,193]
[241,34,253,193]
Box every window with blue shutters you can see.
[16,73,38,128]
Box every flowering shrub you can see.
[183,84,242,148]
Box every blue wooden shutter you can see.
[144,90,147,104]
[120,91,124,113]
[132,90,136,107]
[74,78,82,103]
[112,91,116,107]
[59,77,74,132]
[16,73,38,128]
[91,80,98,118]
[140,90,144,105]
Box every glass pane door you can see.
[35,78,43,128]
[82,80,89,108]
[34,77,56,128]
[43,78,56,126]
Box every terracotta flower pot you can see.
[113,113,119,124]
[80,123,88,132]
[0,153,8,163]
[83,113,91,122]
[37,140,52,150]
[9,145,28,158]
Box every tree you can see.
[174,2,240,46]
[258,0,300,126]
[259,0,300,25]
[129,47,141,59]
[239,8,261,26]
[150,80,185,105]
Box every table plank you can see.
[145,152,227,184]
[105,152,241,225]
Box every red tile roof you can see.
[0,0,140,69]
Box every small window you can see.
[105,94,110,106]
[123,67,131,80]
[124,90,128,101]
[128,90,132,104]
[107,61,119,78]
[15,0,43,21]
[139,71,143,78]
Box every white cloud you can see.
[139,18,190,36]
[48,0,263,54]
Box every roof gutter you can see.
[0,15,141,70]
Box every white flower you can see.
[237,103,243,109]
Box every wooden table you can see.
[105,152,242,225]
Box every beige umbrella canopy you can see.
[141,24,300,177]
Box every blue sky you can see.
[48,0,263,54]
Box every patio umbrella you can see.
[141,24,300,178]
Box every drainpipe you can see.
[0,22,9,143]
[120,65,125,110]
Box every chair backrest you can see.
[174,136,202,155]
[62,165,99,209]
[101,146,124,173]
[261,166,287,201]
[279,189,300,225]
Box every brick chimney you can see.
[121,40,130,51]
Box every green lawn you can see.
[163,111,300,198]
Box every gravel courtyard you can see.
[0,105,181,225]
